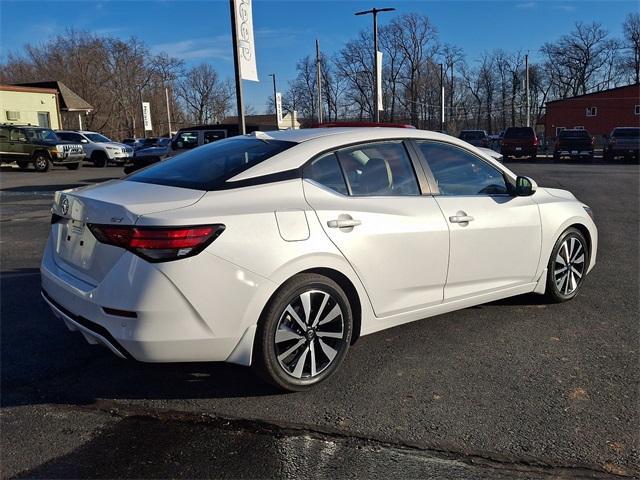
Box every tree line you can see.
[0,30,233,139]
[1,12,638,139]
[281,12,640,133]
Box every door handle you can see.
[449,211,474,224]
[327,218,361,229]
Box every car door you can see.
[414,140,542,301]
[0,127,11,163]
[303,140,449,318]
[6,128,30,163]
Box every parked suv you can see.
[459,130,489,148]
[500,126,538,160]
[0,124,84,172]
[605,127,640,162]
[57,131,133,167]
[553,129,594,162]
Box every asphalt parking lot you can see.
[1,160,639,478]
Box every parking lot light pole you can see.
[355,7,395,122]
[439,63,445,133]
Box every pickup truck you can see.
[605,127,640,162]
[553,129,594,162]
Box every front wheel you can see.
[33,153,50,172]
[545,227,589,303]
[254,273,353,391]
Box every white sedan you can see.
[41,127,597,391]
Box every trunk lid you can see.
[50,180,205,286]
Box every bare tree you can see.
[177,64,232,124]
[623,13,640,83]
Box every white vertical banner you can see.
[142,102,153,131]
[234,0,259,82]
[275,92,283,125]
[376,50,383,111]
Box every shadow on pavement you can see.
[1,274,281,408]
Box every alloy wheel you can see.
[274,289,345,379]
[553,237,586,295]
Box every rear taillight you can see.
[88,224,225,262]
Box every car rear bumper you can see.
[555,149,593,158]
[40,234,272,363]
[501,146,537,156]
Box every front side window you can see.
[335,141,420,196]
[128,137,296,190]
[303,152,348,195]
[417,141,509,196]
[173,131,199,150]
[24,128,58,142]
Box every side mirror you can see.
[515,176,537,196]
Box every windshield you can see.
[86,133,112,143]
[127,137,297,190]
[24,128,58,142]
[559,130,590,138]
[612,128,640,138]
[504,127,535,139]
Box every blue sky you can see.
[1,0,636,112]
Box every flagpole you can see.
[230,0,246,134]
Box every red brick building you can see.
[545,83,640,139]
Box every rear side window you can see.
[559,130,590,138]
[128,137,296,191]
[504,127,535,139]
[337,141,420,196]
[303,153,348,195]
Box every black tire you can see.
[92,151,108,167]
[502,154,509,162]
[65,162,82,170]
[530,152,537,161]
[553,153,560,163]
[545,227,589,303]
[33,153,51,172]
[16,161,29,170]
[254,273,353,391]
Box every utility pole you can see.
[229,0,246,134]
[355,7,395,122]
[316,39,323,124]
[525,53,530,127]
[268,73,277,114]
[165,87,172,136]
[440,63,445,133]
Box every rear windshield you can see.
[460,131,485,140]
[127,137,296,190]
[612,128,640,138]
[503,127,535,139]
[559,130,590,138]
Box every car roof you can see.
[231,127,516,181]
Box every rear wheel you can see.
[33,153,50,172]
[254,273,353,391]
[545,227,589,303]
